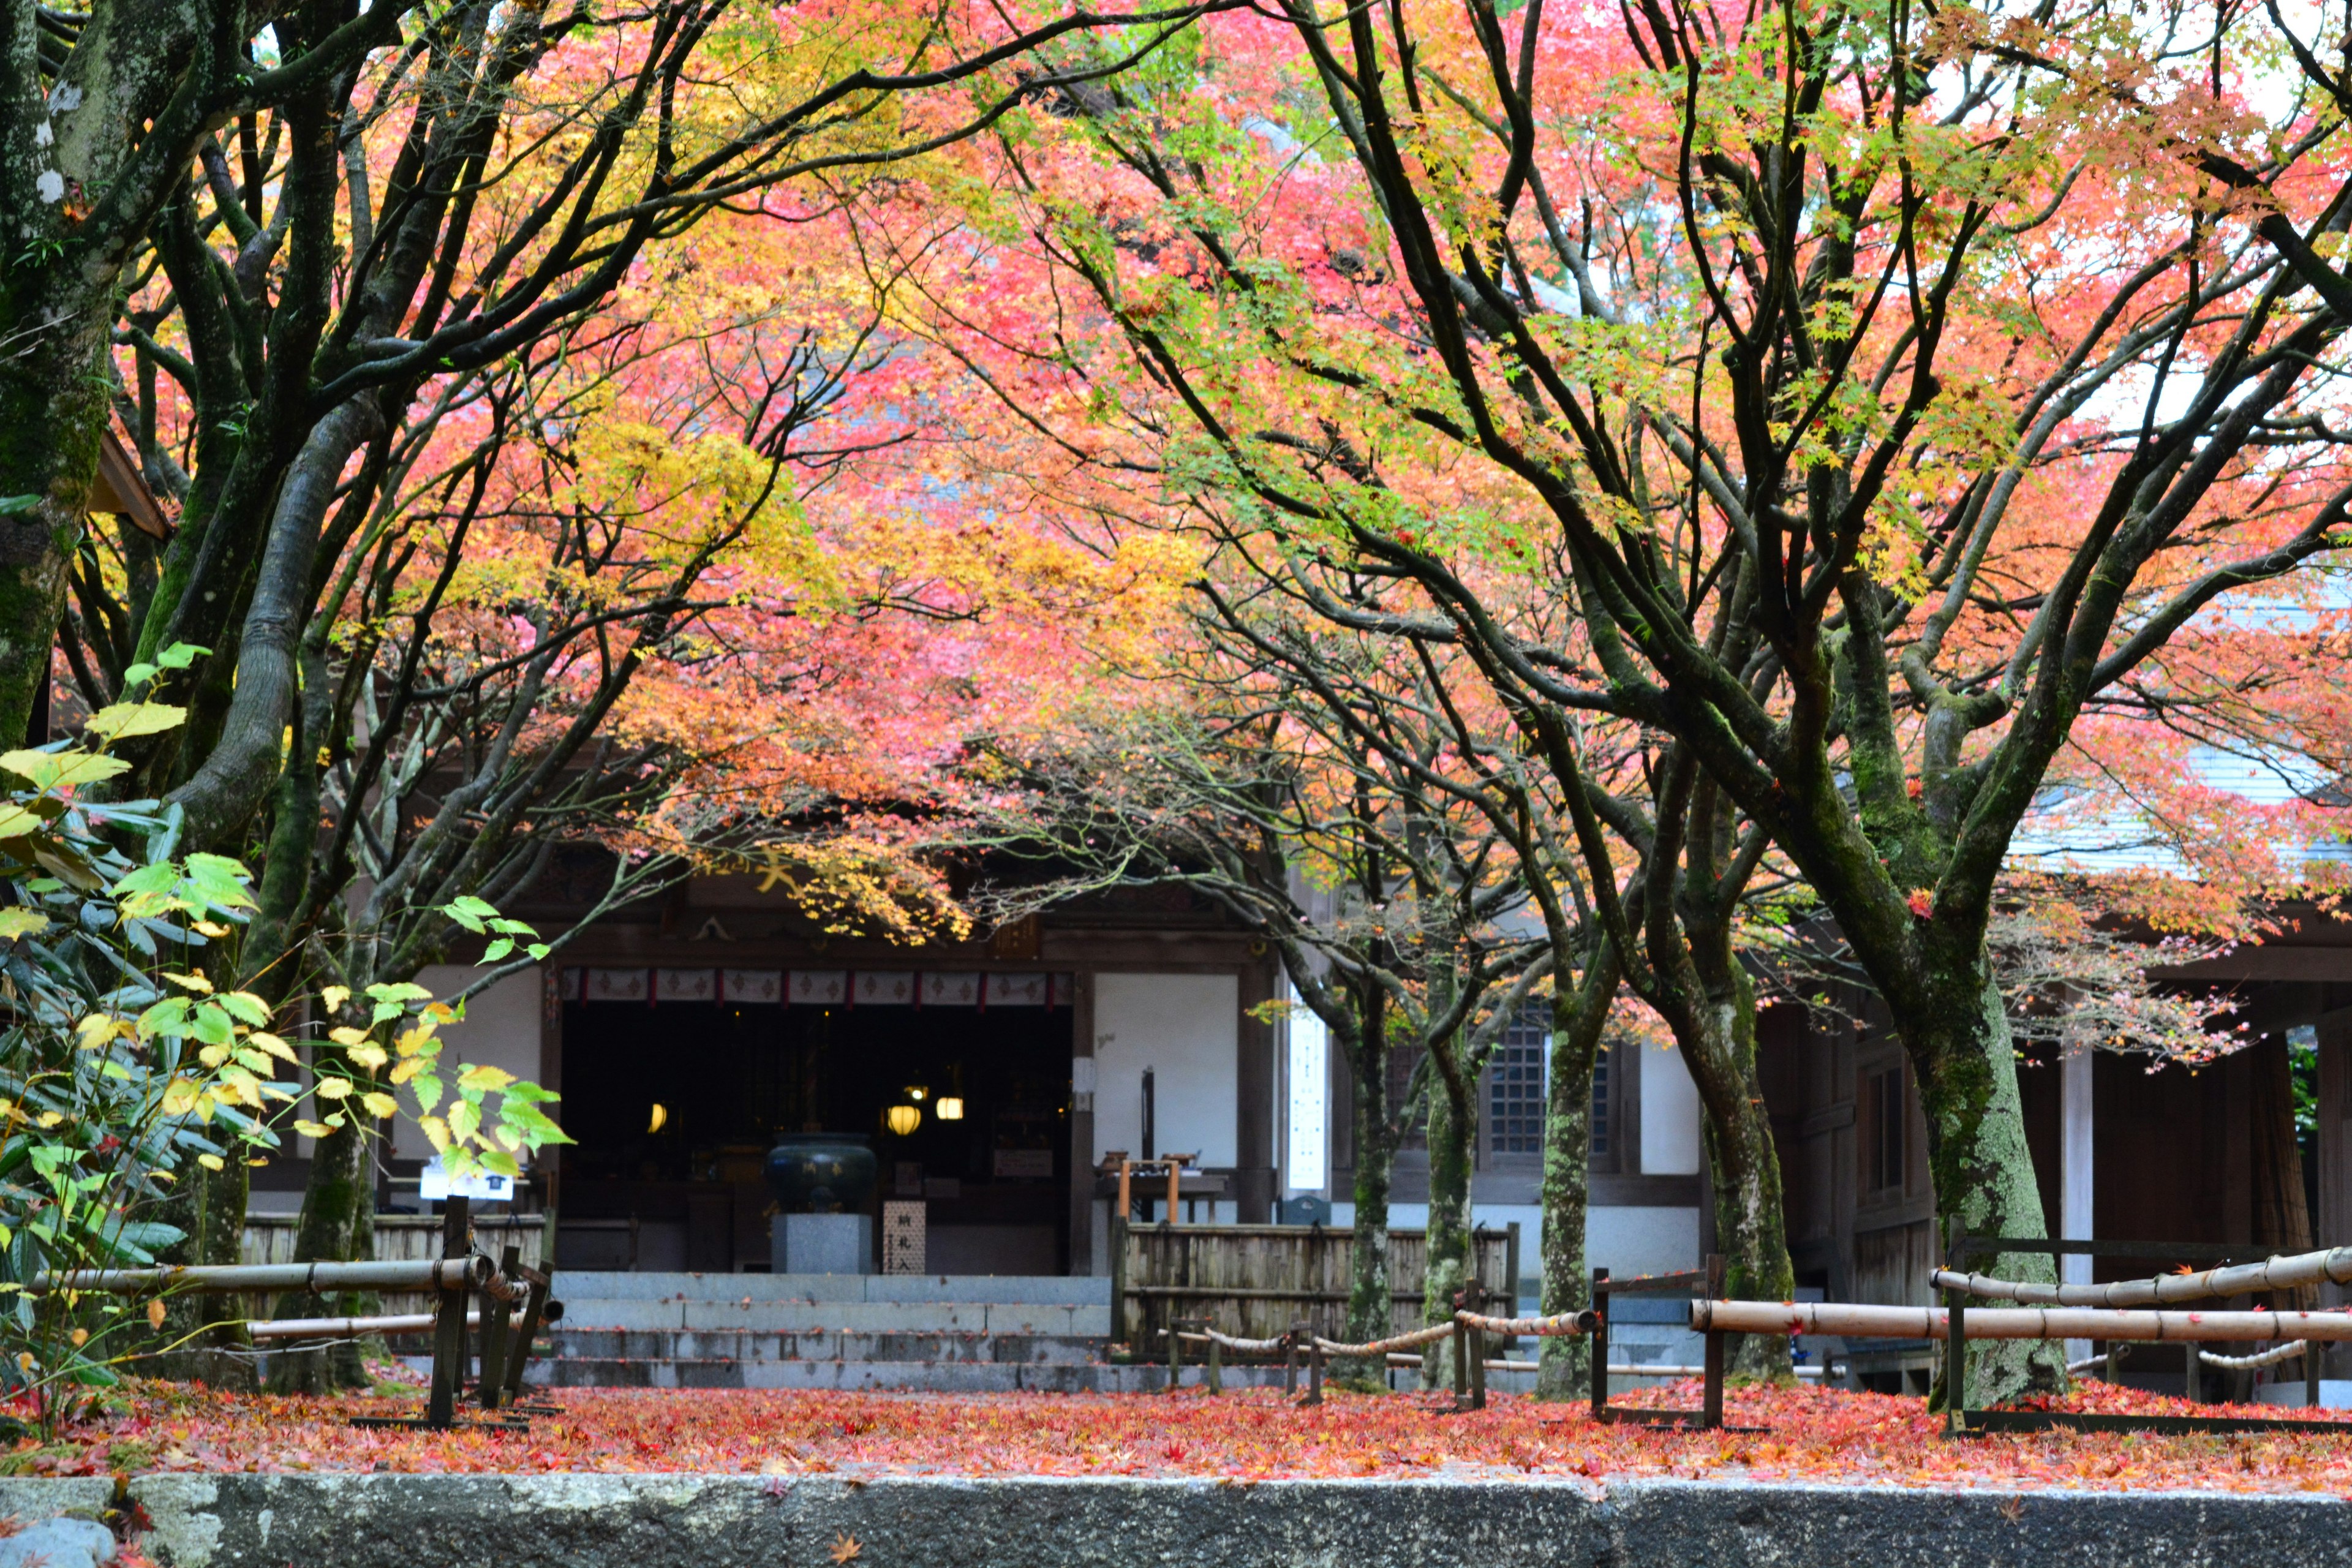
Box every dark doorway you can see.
[557,998,1074,1273]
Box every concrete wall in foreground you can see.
[13,1472,2351,1568]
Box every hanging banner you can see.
[720,969,785,1005]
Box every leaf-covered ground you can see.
[12,1379,2352,1493]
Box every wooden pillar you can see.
[1235,957,1279,1223]
[1069,972,1096,1275]
[2316,1012,2352,1380]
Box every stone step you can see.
[543,1328,1102,1366]
[518,1359,1582,1394]
[552,1299,1110,1335]
[546,1272,1110,1306]
[526,1359,1253,1393]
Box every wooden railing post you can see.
[1700,1254,1724,1431]
[426,1196,470,1430]
[2309,1341,2323,1409]
[1590,1267,1610,1421]
[1305,1327,1324,1407]
[478,1243,519,1411]
[1450,1290,1470,1409]
[1167,1317,1186,1392]
[1944,1223,1969,1435]
[1206,1331,1223,1396]
[503,1262,556,1408]
[1466,1283,1487,1411]
[1109,1215,1129,1348]
[1284,1320,1304,1396]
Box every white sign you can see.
[418,1156,514,1203]
[1285,989,1329,1193]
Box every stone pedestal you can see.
[775,1212,873,1274]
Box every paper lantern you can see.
[886,1103,922,1136]
[936,1097,965,1121]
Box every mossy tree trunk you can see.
[1536,946,1618,1400]
[1419,1040,1475,1392]
[1337,1019,1396,1390]
[1679,941,1795,1379]
[1921,973,2067,1406]
[266,1015,383,1395]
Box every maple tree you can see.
[985,611,1566,1389]
[2,0,1223,1394]
[846,0,2352,1405]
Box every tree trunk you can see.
[1537,947,1618,1400]
[1680,962,1795,1380]
[145,1154,258,1387]
[267,1049,379,1393]
[1922,973,2068,1407]
[0,280,111,745]
[1419,1056,1474,1391]
[1334,1049,1395,1390]
[2252,1038,2316,1311]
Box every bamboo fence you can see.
[1114,1222,1518,1348]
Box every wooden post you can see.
[1109,1215,1129,1347]
[1945,1223,1969,1434]
[1207,1332,1223,1396]
[2185,1341,2203,1404]
[1305,1328,1324,1407]
[426,1197,471,1430]
[2309,1342,2323,1409]
[503,1263,556,1406]
[1590,1267,1610,1422]
[1117,1159,1133,1222]
[1466,1284,1487,1412]
[1166,1158,1181,1227]
[1701,1253,1725,1431]
[1167,1317,1186,1391]
[1284,1321,1302,1395]
[1450,1291,1470,1408]
[478,1243,519,1411]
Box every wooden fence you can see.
[1112,1221,1519,1351]
[241,1215,549,1316]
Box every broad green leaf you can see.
[0,907,49,941]
[0,806,44,840]
[85,701,186,739]
[246,1031,298,1063]
[217,990,270,1027]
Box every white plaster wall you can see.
[1325,1202,1700,1293]
[1640,1039,1704,1175]
[1091,973,1238,1167]
[391,965,544,1161]
[1589,1204,1702,1278]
